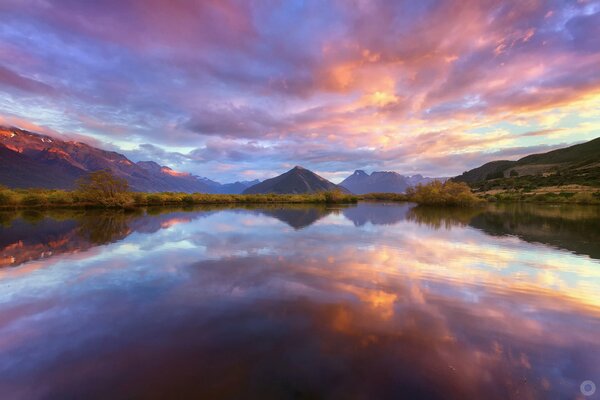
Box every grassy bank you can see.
[466,171,600,204]
[478,189,600,204]
[4,180,597,210]
[0,187,359,209]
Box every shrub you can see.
[146,194,164,205]
[323,190,356,203]
[132,192,147,205]
[0,189,18,207]
[76,170,133,207]
[182,195,195,204]
[21,193,48,207]
[571,192,598,204]
[47,191,74,205]
[406,180,481,206]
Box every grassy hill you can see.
[453,137,600,192]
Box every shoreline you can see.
[2,186,599,210]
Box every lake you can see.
[1,203,599,399]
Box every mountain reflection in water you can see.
[0,203,599,399]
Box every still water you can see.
[1,203,599,399]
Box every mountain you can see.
[243,166,350,194]
[0,126,254,193]
[453,137,600,185]
[340,170,442,194]
[218,180,260,194]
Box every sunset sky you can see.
[1,0,599,182]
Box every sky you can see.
[1,0,600,183]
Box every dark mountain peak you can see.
[243,167,349,194]
[353,169,369,176]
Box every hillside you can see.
[243,166,350,194]
[453,137,600,189]
[0,126,253,193]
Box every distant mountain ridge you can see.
[243,166,350,194]
[0,126,256,193]
[453,137,600,184]
[340,170,444,194]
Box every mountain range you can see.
[13,125,588,195]
[0,126,257,193]
[453,136,600,186]
[339,170,443,194]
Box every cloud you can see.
[0,65,57,95]
[0,0,599,180]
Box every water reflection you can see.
[0,203,599,399]
[409,203,600,260]
[3,203,599,268]
[343,202,413,226]
[253,205,337,229]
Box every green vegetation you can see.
[360,181,481,206]
[360,192,408,202]
[481,190,600,204]
[4,171,598,210]
[0,171,359,209]
[0,188,360,209]
[405,180,482,206]
[76,170,132,207]
[470,167,600,193]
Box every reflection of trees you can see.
[408,203,600,260]
[470,204,600,259]
[0,211,16,228]
[2,208,154,267]
[76,210,143,245]
[407,206,483,230]
[21,210,46,225]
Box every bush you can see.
[21,193,48,207]
[571,192,598,204]
[146,194,164,205]
[323,190,356,203]
[47,191,74,205]
[0,189,18,207]
[76,170,133,207]
[132,192,147,205]
[406,180,481,206]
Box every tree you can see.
[509,169,519,177]
[76,170,132,207]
